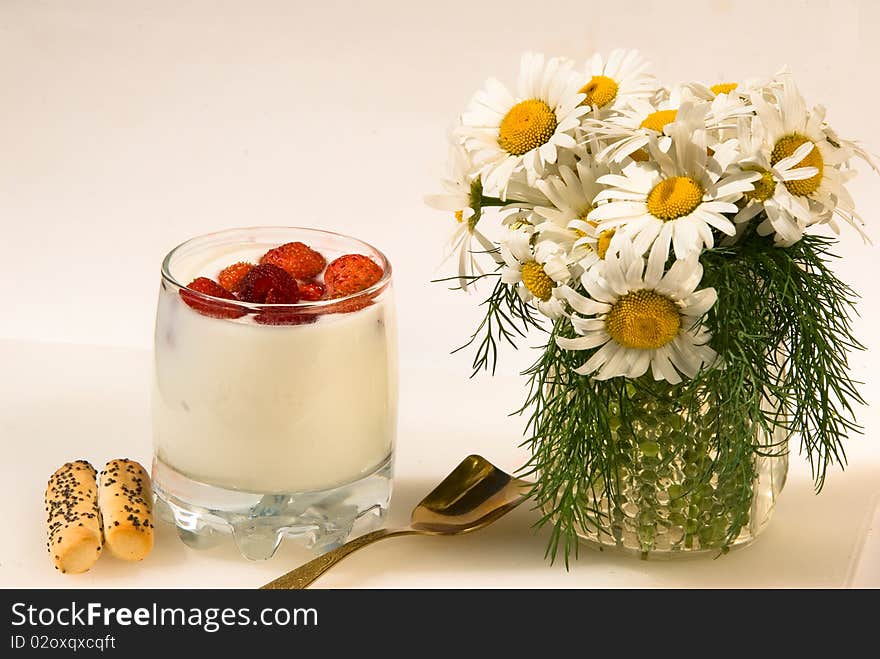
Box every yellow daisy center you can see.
[574,207,597,236]
[597,229,615,260]
[640,109,678,133]
[576,218,614,258]
[507,216,533,231]
[580,75,619,109]
[710,82,738,95]
[454,210,464,223]
[498,99,558,156]
[742,166,776,202]
[521,261,554,302]
[770,133,824,196]
[606,290,681,350]
[646,176,703,221]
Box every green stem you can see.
[480,195,511,207]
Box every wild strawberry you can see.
[322,297,373,314]
[297,280,326,301]
[180,278,246,319]
[260,242,326,280]
[218,262,254,293]
[324,254,384,298]
[237,264,300,304]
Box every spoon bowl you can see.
[409,455,530,533]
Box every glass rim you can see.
[160,226,393,311]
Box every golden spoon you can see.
[260,455,531,589]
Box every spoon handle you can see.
[260,527,417,589]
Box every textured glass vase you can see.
[570,384,789,558]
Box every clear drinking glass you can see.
[151,227,397,560]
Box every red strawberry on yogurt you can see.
[260,242,326,280]
[237,264,300,304]
[180,278,246,319]
[324,254,384,298]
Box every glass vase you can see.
[567,381,788,558]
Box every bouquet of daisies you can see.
[427,50,875,559]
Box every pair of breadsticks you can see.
[45,458,154,574]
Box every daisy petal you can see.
[555,285,611,314]
[682,287,718,318]
[575,341,618,376]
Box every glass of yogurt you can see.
[151,227,397,560]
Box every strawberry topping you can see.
[260,242,326,280]
[324,254,384,298]
[218,262,255,293]
[180,278,246,319]
[322,297,374,314]
[181,240,385,321]
[297,280,327,301]
[237,264,300,304]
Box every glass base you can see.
[575,532,759,561]
[152,456,393,560]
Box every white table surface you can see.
[1,338,878,588]
[2,1,879,588]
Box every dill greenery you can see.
[456,226,865,563]
[453,275,543,375]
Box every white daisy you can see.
[499,226,572,319]
[730,115,822,245]
[425,141,480,223]
[588,102,760,262]
[533,160,609,266]
[746,76,867,243]
[705,90,756,143]
[459,52,588,196]
[589,88,684,164]
[578,49,658,117]
[704,81,741,98]
[535,161,606,228]
[590,86,753,164]
[500,207,538,233]
[425,142,498,291]
[684,76,774,103]
[554,239,718,384]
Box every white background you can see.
[1,0,879,587]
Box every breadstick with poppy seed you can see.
[45,460,103,574]
[98,459,154,561]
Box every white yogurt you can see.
[152,242,397,494]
